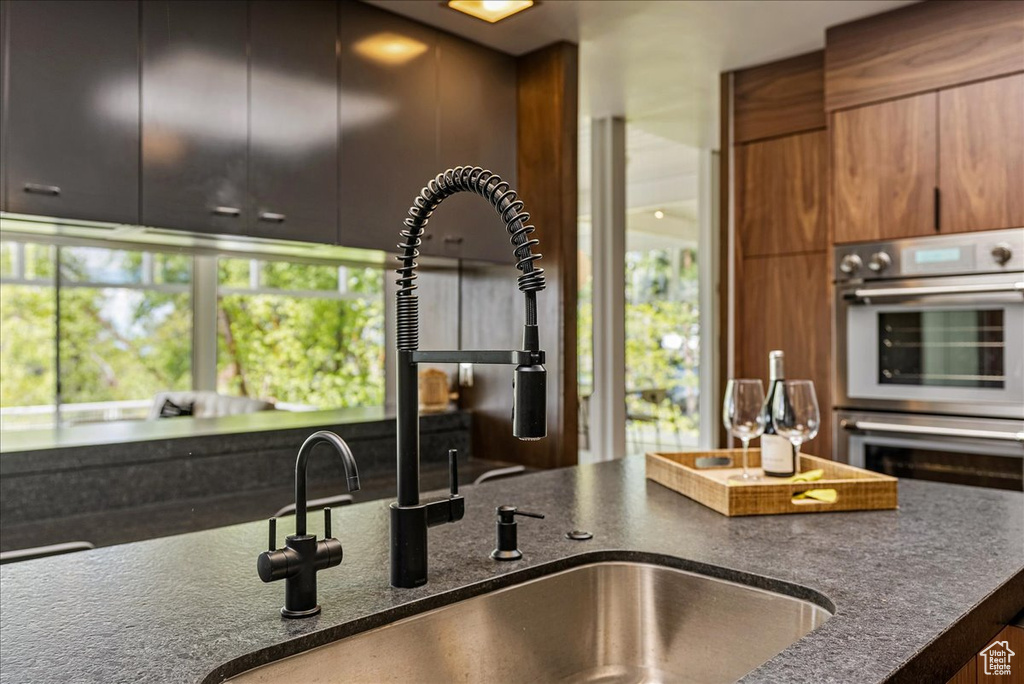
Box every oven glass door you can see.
[846,432,1023,491]
[842,279,1024,413]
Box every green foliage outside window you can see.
[216,260,385,409]
[1,238,387,428]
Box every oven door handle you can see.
[846,282,1024,301]
[842,420,1024,443]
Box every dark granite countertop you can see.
[0,406,416,454]
[1,456,1022,684]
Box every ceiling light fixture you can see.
[654,210,665,219]
[447,0,535,24]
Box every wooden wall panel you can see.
[736,253,832,458]
[736,130,827,257]
[832,93,938,244]
[826,0,1024,111]
[734,51,825,143]
[460,42,578,470]
[939,73,1024,234]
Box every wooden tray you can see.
[646,449,898,516]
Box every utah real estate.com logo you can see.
[980,639,1015,676]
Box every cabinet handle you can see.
[258,212,286,223]
[443,235,464,244]
[212,206,241,217]
[24,183,61,196]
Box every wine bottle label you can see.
[761,434,793,475]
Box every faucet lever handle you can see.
[514,509,545,520]
[448,449,459,496]
[324,507,332,539]
[268,517,277,552]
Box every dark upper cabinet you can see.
[249,0,339,244]
[3,0,140,224]
[141,0,249,235]
[338,0,439,254]
[435,33,518,264]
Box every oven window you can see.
[865,444,1023,491]
[878,309,1004,389]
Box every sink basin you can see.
[225,561,831,683]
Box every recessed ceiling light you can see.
[654,210,665,219]
[447,0,535,24]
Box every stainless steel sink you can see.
[226,561,831,683]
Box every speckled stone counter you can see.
[1,457,1022,684]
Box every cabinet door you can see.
[737,253,832,458]
[339,0,438,253]
[249,0,338,244]
[435,33,517,264]
[832,93,937,244]
[3,0,139,224]
[939,74,1024,234]
[736,130,827,257]
[141,0,248,235]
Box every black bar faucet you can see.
[391,167,548,588]
[257,431,360,617]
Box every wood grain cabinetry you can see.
[736,130,827,256]
[939,73,1024,234]
[832,93,938,244]
[826,0,1024,111]
[733,51,825,144]
[736,253,832,458]
[944,624,1024,684]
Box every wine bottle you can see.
[761,350,796,477]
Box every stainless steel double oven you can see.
[834,228,1024,490]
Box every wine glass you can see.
[771,380,820,473]
[722,379,766,482]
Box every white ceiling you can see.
[366,0,914,147]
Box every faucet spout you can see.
[390,167,548,588]
[294,431,361,536]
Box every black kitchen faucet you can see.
[390,166,548,588]
[257,431,360,617]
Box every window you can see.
[59,246,193,422]
[216,258,385,409]
[0,236,387,431]
[0,241,57,429]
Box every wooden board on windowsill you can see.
[646,449,898,517]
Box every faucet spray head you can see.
[512,362,547,441]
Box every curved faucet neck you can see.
[294,431,361,536]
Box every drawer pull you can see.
[212,206,241,217]
[443,235,464,244]
[258,212,286,223]
[24,183,61,196]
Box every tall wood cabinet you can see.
[731,53,832,458]
[735,130,827,256]
[736,252,832,458]
[3,0,140,224]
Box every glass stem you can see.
[741,438,750,477]
[792,439,802,474]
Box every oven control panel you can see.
[834,227,1024,282]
